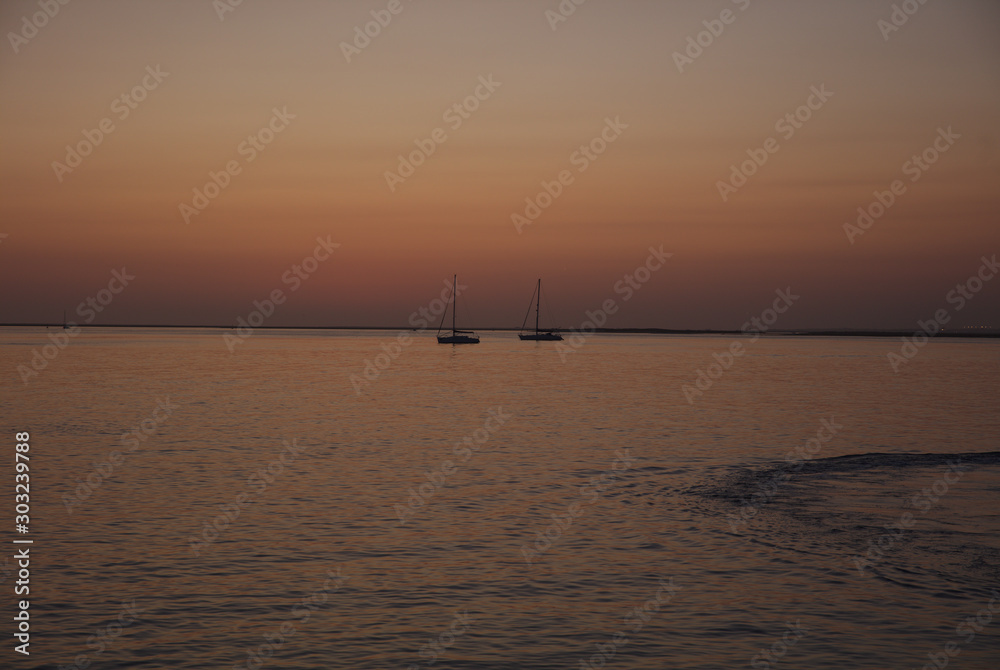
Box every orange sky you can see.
[1,0,999,329]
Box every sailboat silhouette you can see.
[518,279,562,341]
[437,275,480,344]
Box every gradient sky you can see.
[1,0,998,329]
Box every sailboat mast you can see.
[452,274,457,335]
[535,278,540,334]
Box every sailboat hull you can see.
[519,332,563,341]
[437,334,480,344]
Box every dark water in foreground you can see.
[1,329,998,669]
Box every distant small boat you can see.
[437,275,480,344]
[62,309,68,331]
[519,278,563,341]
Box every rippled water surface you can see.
[2,328,999,669]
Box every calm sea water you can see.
[2,328,999,669]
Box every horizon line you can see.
[1,323,998,338]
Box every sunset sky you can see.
[2,0,998,329]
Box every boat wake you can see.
[678,451,1000,587]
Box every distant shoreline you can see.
[1,324,997,338]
